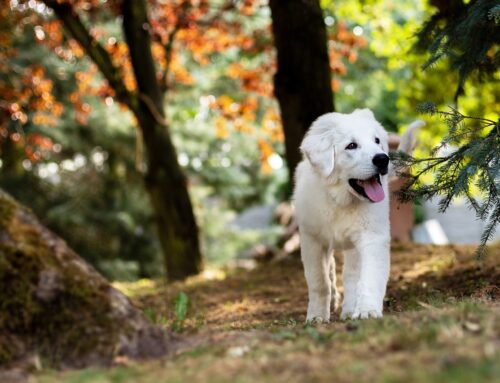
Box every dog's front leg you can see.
[351,236,390,319]
[340,248,360,319]
[301,232,331,323]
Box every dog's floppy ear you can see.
[300,130,335,177]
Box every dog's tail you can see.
[389,120,424,180]
[397,120,425,154]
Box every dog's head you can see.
[300,109,389,203]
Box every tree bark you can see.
[43,0,202,281]
[122,0,202,280]
[269,0,334,185]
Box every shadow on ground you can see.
[131,244,499,332]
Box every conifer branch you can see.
[392,103,499,258]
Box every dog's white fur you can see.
[293,109,423,322]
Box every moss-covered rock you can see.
[0,189,173,369]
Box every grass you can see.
[35,243,500,383]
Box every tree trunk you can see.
[137,112,203,281]
[269,0,334,185]
[43,0,203,281]
[0,189,174,369]
[0,138,23,178]
[122,0,202,281]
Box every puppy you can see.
[293,109,423,322]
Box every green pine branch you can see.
[391,103,499,258]
[415,0,500,100]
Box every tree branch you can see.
[122,0,165,121]
[160,20,181,91]
[160,19,182,92]
[158,1,193,92]
[42,0,136,110]
[158,0,233,92]
[196,0,237,26]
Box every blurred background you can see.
[1,0,498,281]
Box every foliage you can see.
[1,0,498,276]
[1,97,163,279]
[322,0,433,131]
[0,0,366,279]
[0,0,284,278]
[392,104,499,256]
[390,0,499,256]
[324,0,496,141]
[415,0,500,99]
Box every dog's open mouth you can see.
[348,174,385,203]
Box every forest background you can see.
[1,0,498,282]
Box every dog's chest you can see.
[326,210,359,250]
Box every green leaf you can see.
[172,291,189,332]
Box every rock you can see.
[231,204,276,230]
[0,189,174,370]
[412,219,449,244]
[242,244,277,263]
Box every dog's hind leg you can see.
[328,249,341,312]
[301,232,331,323]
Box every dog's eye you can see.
[375,137,380,144]
[345,142,358,150]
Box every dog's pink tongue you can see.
[360,178,385,202]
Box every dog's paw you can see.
[306,302,330,324]
[349,309,382,320]
[306,308,331,324]
[341,305,382,320]
[305,316,330,325]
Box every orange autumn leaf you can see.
[234,118,254,134]
[327,21,368,79]
[331,78,341,92]
[215,117,230,139]
[0,0,293,164]
[258,138,274,173]
[348,50,358,63]
[262,108,284,142]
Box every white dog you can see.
[293,109,423,322]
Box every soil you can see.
[130,243,500,333]
[31,242,500,382]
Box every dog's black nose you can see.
[372,153,389,174]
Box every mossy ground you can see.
[37,243,500,382]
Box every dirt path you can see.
[129,244,499,332]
